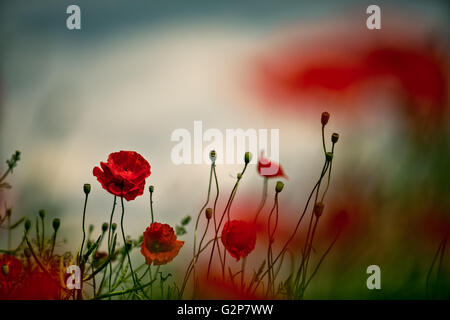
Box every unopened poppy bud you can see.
[83,183,91,195]
[205,208,213,220]
[237,173,242,180]
[24,219,31,233]
[275,181,284,193]
[326,152,333,161]
[112,223,117,231]
[331,133,339,144]
[181,216,191,226]
[5,208,12,217]
[102,223,108,232]
[52,218,60,231]
[321,112,330,126]
[209,150,217,163]
[314,202,324,218]
[89,224,94,233]
[38,209,45,219]
[125,240,132,250]
[149,185,154,193]
[1,265,9,276]
[244,152,252,164]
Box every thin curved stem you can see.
[79,192,89,265]
[119,190,139,297]
[149,190,154,224]
[253,177,268,223]
[106,196,117,295]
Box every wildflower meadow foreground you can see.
[0,112,340,300]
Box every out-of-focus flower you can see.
[0,254,22,283]
[0,254,23,298]
[93,151,151,201]
[416,211,450,247]
[253,28,448,119]
[221,220,257,261]
[141,222,184,265]
[12,270,64,300]
[196,270,265,299]
[93,251,108,268]
[257,152,287,179]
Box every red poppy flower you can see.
[0,254,23,298]
[252,25,447,119]
[257,151,287,179]
[93,151,151,201]
[141,222,184,265]
[0,254,22,282]
[12,270,66,300]
[221,220,257,261]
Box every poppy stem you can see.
[79,192,89,265]
[250,159,329,295]
[40,214,45,253]
[426,236,447,298]
[219,163,248,279]
[179,237,218,298]
[254,177,268,224]
[35,215,41,254]
[119,191,139,297]
[303,230,341,291]
[24,234,49,276]
[241,256,247,291]
[106,196,117,295]
[321,142,336,203]
[266,192,279,297]
[7,212,11,251]
[297,161,329,289]
[149,188,154,224]
[206,164,224,280]
[192,162,214,296]
[212,164,225,269]
[50,228,58,258]
[322,124,327,154]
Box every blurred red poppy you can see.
[0,254,23,298]
[257,152,287,179]
[221,220,257,261]
[196,270,265,299]
[93,150,151,201]
[253,29,447,118]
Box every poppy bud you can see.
[1,264,9,276]
[275,181,284,193]
[244,152,252,164]
[314,202,325,218]
[209,150,217,163]
[89,224,94,233]
[321,112,330,126]
[83,183,91,195]
[149,185,154,193]
[205,208,213,220]
[38,209,45,219]
[125,240,132,250]
[24,219,31,233]
[237,173,242,180]
[52,218,60,231]
[5,208,12,217]
[181,216,191,226]
[326,152,333,162]
[112,223,117,231]
[331,133,339,144]
[102,223,108,232]
[24,248,31,258]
